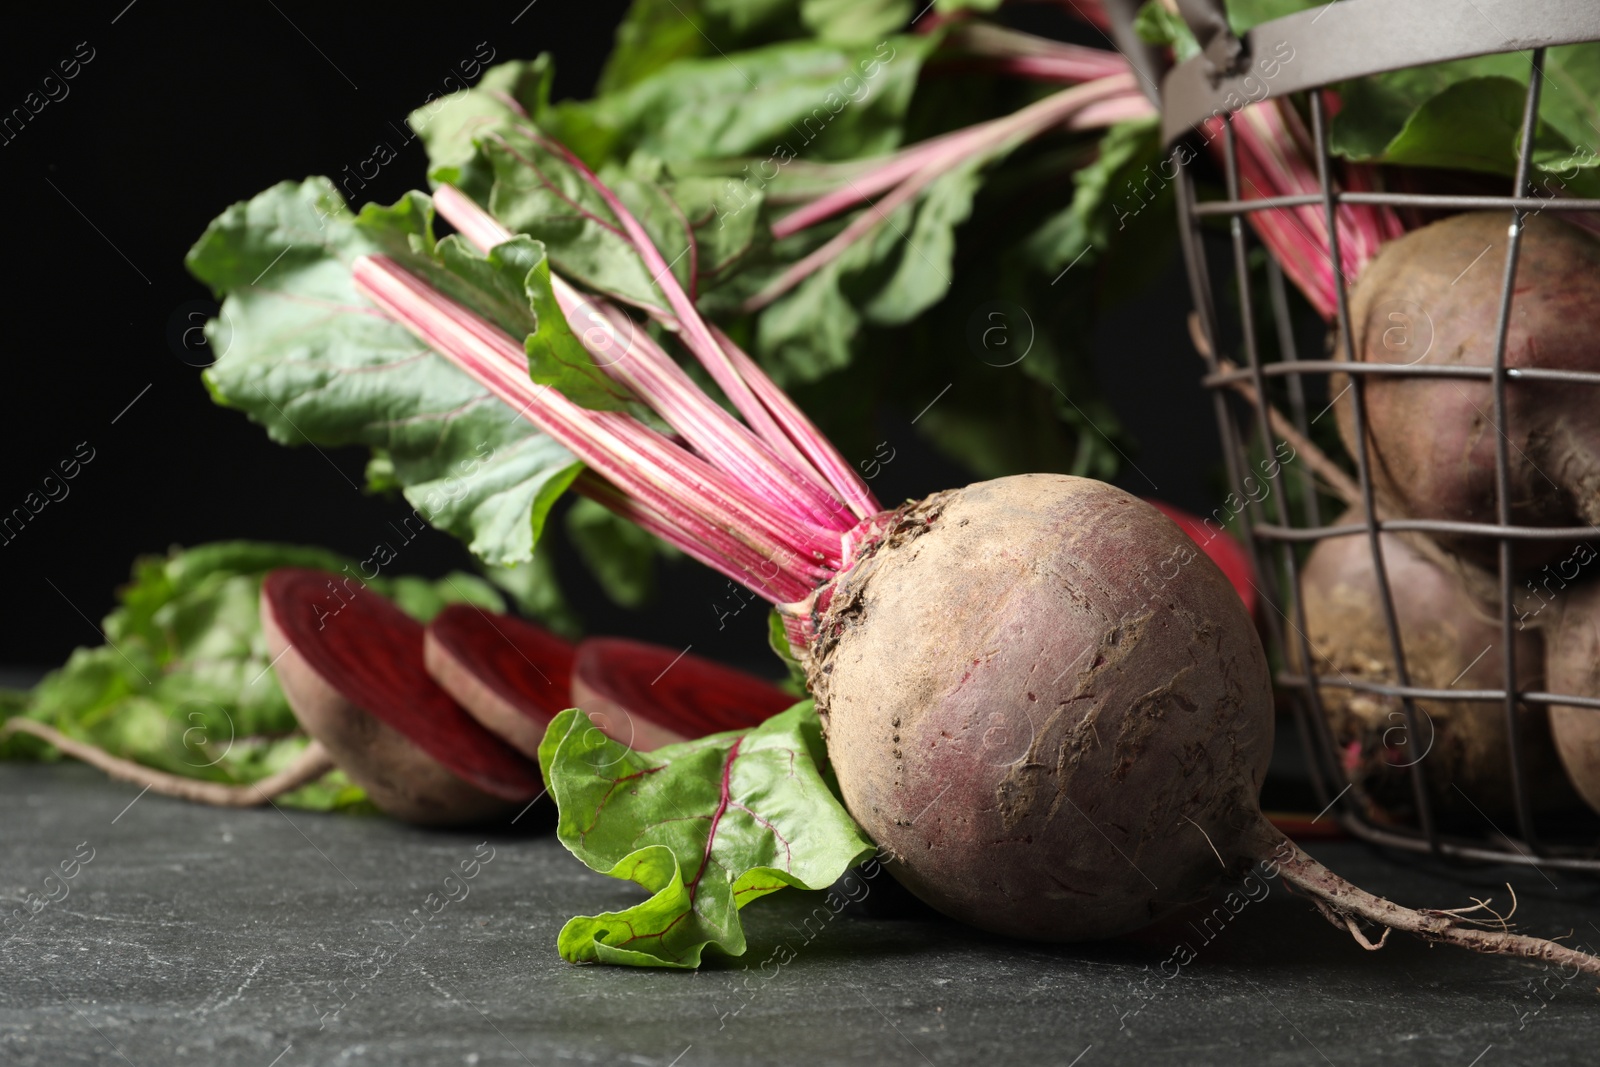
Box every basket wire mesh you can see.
[1165,19,1600,872]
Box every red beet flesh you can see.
[261,569,542,823]
[570,638,796,751]
[424,604,576,759]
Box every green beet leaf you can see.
[409,57,555,200]
[431,113,768,311]
[1133,0,1200,62]
[522,243,638,413]
[597,0,810,96]
[1338,76,1580,173]
[185,178,582,567]
[564,497,668,610]
[799,0,913,45]
[482,136,673,312]
[550,35,933,167]
[754,237,867,384]
[538,702,875,968]
[753,115,1081,384]
[765,609,808,696]
[1025,117,1161,279]
[1327,45,1600,196]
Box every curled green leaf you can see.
[538,702,875,968]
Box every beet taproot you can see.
[1546,580,1600,814]
[1334,212,1600,569]
[1297,513,1573,820]
[806,476,1274,940]
[424,604,575,760]
[571,638,795,752]
[261,569,542,825]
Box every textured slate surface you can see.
[2,762,1597,1067]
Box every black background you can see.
[0,1,1215,674]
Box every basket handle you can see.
[1100,0,1168,105]
[1175,0,1247,77]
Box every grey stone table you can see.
[2,763,1597,1067]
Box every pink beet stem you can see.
[1214,98,1404,320]
[434,185,853,533]
[574,473,811,603]
[512,130,833,504]
[935,54,1135,84]
[747,79,1142,312]
[948,23,1127,71]
[772,72,1147,240]
[711,324,880,522]
[573,284,854,530]
[350,255,833,586]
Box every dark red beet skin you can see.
[808,477,1274,941]
[571,638,796,751]
[1144,498,1256,616]
[1334,212,1600,568]
[424,604,576,759]
[261,569,542,820]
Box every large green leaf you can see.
[480,136,674,312]
[754,239,867,385]
[1378,77,1557,174]
[1327,45,1600,195]
[752,117,1085,384]
[550,36,934,167]
[1541,45,1600,159]
[800,0,913,45]
[564,497,665,610]
[538,702,874,968]
[409,57,555,199]
[431,119,770,318]
[1335,76,1600,197]
[523,248,638,412]
[1025,116,1161,277]
[639,168,771,293]
[859,162,983,325]
[186,178,581,568]
[597,0,807,94]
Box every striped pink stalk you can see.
[434,184,871,526]
[570,285,853,527]
[1210,98,1404,320]
[772,73,1148,240]
[350,255,839,591]
[710,324,878,522]
[438,177,847,532]
[947,24,1127,78]
[588,411,840,576]
[574,474,812,603]
[515,132,815,486]
[750,74,1146,310]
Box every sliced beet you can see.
[260,569,542,825]
[423,604,576,760]
[571,638,796,750]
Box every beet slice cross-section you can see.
[424,604,576,760]
[260,569,543,826]
[571,638,797,750]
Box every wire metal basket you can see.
[1151,0,1600,872]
